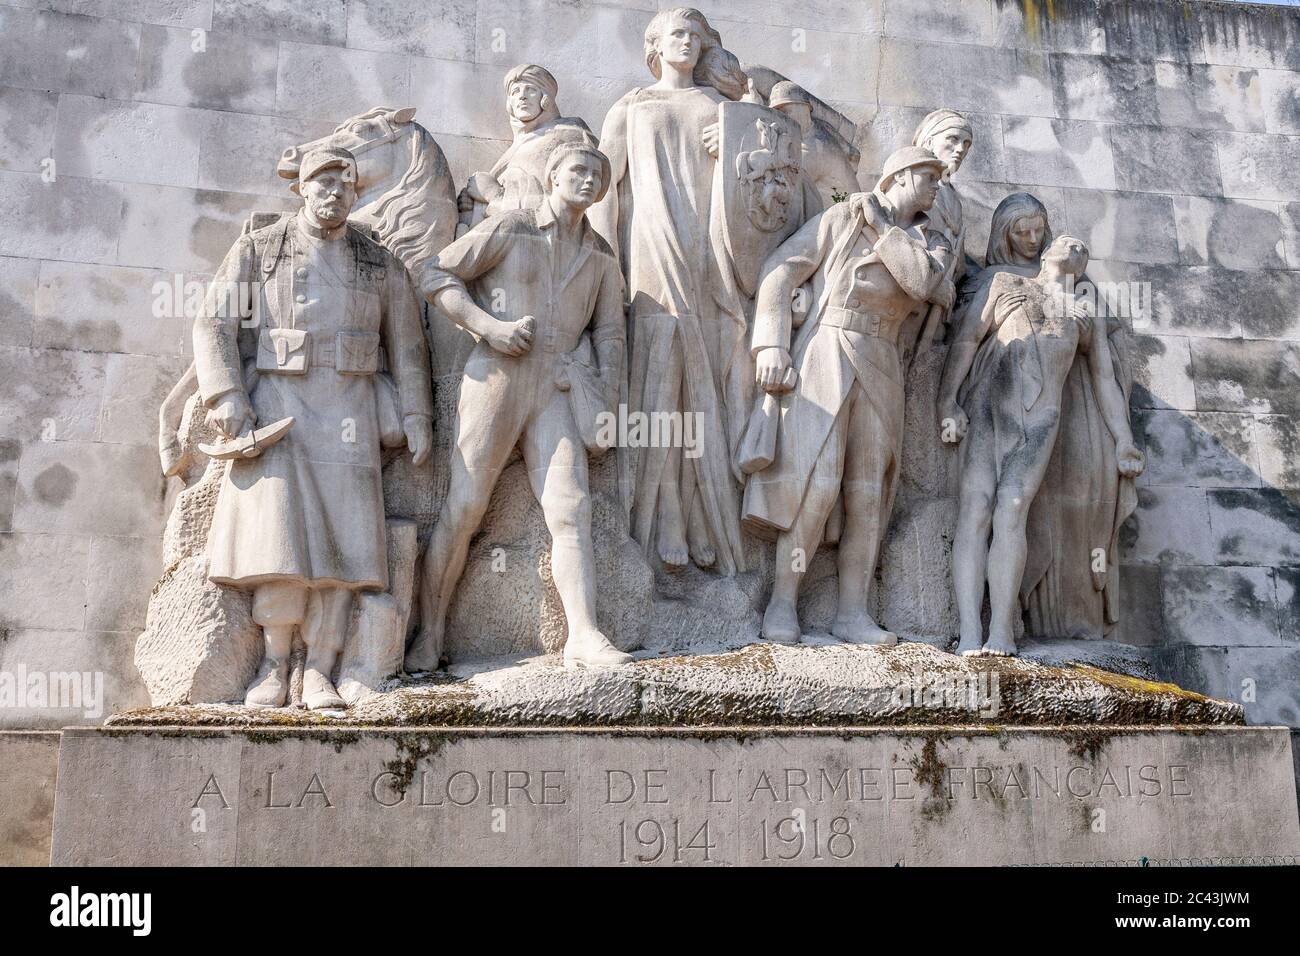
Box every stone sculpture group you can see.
[138,7,1144,711]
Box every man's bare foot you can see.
[976,633,1017,657]
[686,520,717,564]
[244,657,289,708]
[303,667,347,710]
[832,611,896,646]
[564,628,634,668]
[657,519,689,568]
[762,599,800,644]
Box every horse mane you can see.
[361,123,455,272]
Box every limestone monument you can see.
[408,143,632,670]
[191,145,434,709]
[456,64,598,235]
[939,235,1144,656]
[744,146,954,645]
[30,0,1288,870]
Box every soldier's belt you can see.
[257,329,388,375]
[821,306,883,337]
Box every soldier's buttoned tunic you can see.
[192,213,433,589]
[744,193,952,532]
[420,203,624,476]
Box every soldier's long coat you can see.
[192,213,433,589]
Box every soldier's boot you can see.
[301,587,351,710]
[247,584,305,708]
[245,625,293,708]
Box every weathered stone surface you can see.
[0,347,107,442]
[0,256,39,349]
[0,172,124,265]
[1051,53,1157,124]
[346,0,476,60]
[1173,195,1286,271]
[1128,333,1196,411]
[0,628,148,727]
[212,0,347,47]
[1191,338,1300,416]
[0,7,141,100]
[1061,187,1179,264]
[53,94,201,189]
[33,261,190,357]
[1111,124,1223,196]
[1207,488,1300,567]
[0,531,89,632]
[1001,115,1115,189]
[1131,409,1260,489]
[1255,414,1300,490]
[275,41,409,121]
[12,440,163,537]
[51,724,1300,865]
[1119,487,1216,566]
[1161,565,1281,648]
[1158,645,1300,727]
[1218,131,1300,202]
[136,24,280,114]
[1154,61,1265,133]
[114,641,1242,729]
[0,88,57,175]
[0,731,59,866]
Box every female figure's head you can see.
[986,192,1053,267]
[644,7,742,94]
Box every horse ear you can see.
[390,106,417,125]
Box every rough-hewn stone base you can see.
[109,641,1240,728]
[50,725,1300,866]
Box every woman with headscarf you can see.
[940,191,1138,642]
[589,7,750,574]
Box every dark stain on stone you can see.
[32,463,75,505]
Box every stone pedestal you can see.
[51,725,1299,866]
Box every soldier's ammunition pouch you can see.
[257,328,309,374]
[334,330,382,375]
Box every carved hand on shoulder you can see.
[702,122,720,158]
[485,315,535,357]
[994,291,1027,323]
[207,392,254,439]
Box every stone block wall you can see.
[0,0,1297,729]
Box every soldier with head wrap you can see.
[457,63,597,234]
[908,108,974,352]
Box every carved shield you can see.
[715,100,804,298]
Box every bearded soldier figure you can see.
[193,145,434,709]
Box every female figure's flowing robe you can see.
[615,85,749,574]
